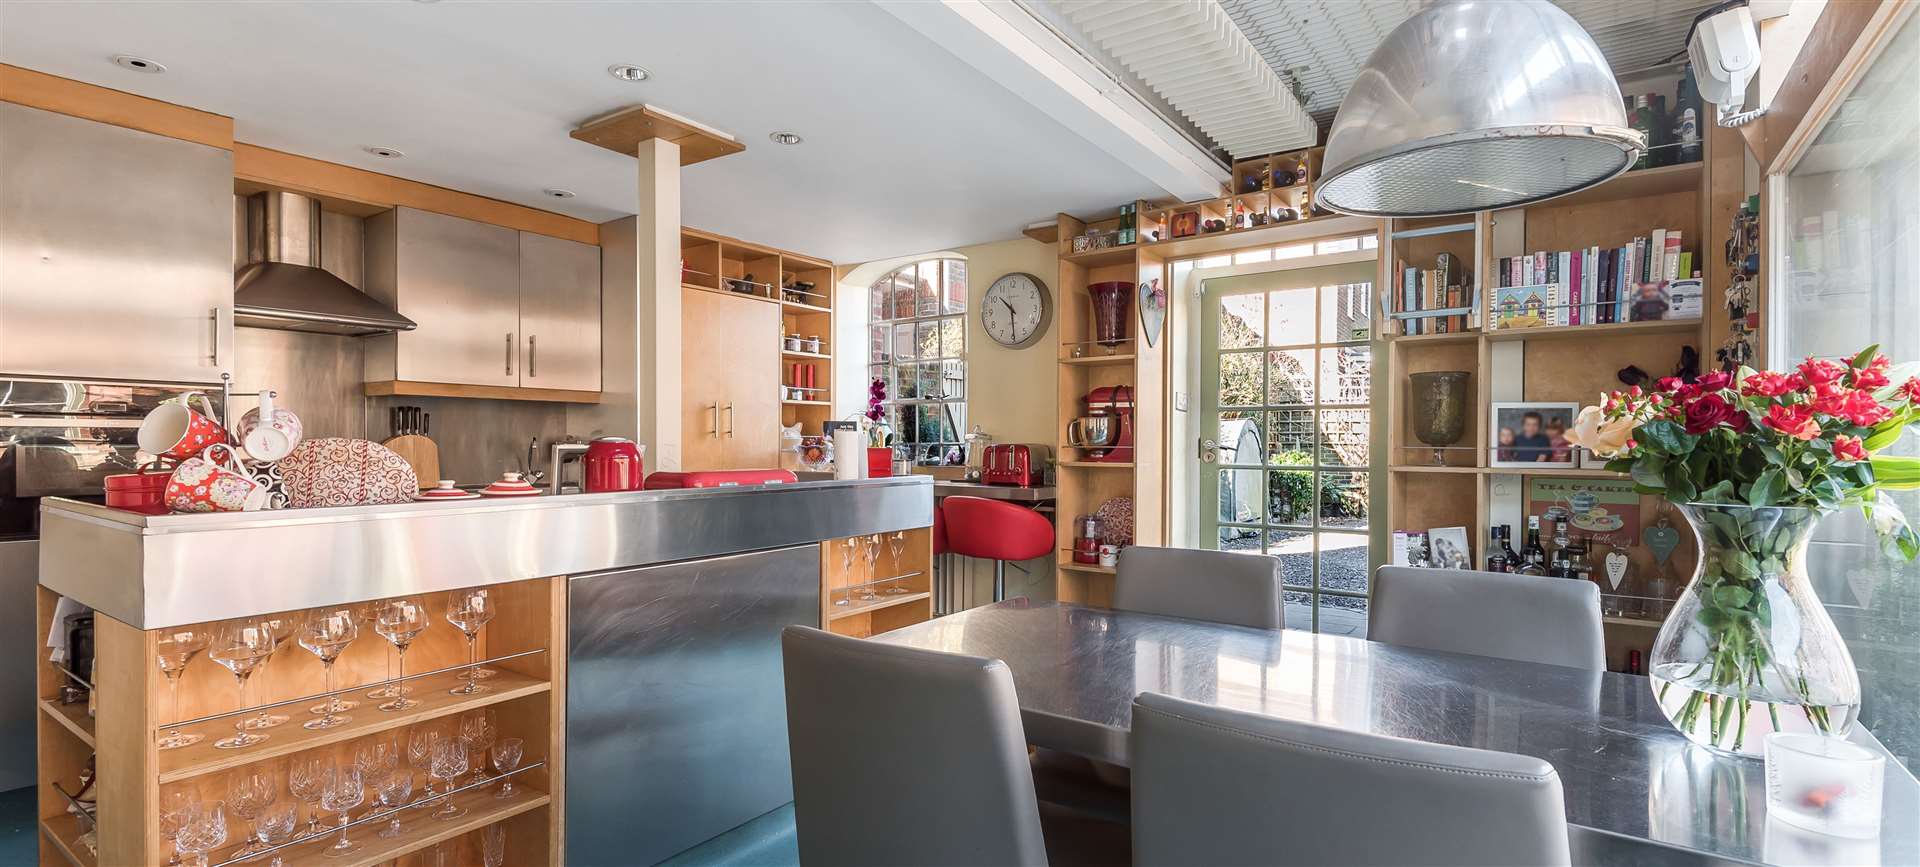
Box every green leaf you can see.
[1865,491,1920,561]
[1638,420,1694,456]
[1714,584,1754,610]
[1873,455,1920,491]
[1632,457,1668,490]
[1699,480,1738,504]
[1747,469,1783,507]
[1664,460,1698,502]
[1852,344,1882,369]
[1759,443,1787,466]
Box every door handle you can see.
[724,402,735,437]
[208,307,232,368]
[1200,438,1219,464]
[711,403,721,437]
[505,333,515,376]
[528,335,537,378]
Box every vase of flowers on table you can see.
[1566,347,1920,755]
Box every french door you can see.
[1197,261,1376,634]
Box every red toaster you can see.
[982,444,1050,487]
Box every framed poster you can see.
[1525,476,1641,549]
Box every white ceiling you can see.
[0,0,1172,263]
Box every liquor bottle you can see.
[1518,517,1548,576]
[1485,526,1509,573]
[1631,95,1653,169]
[1551,517,1571,560]
[1566,540,1593,587]
[1501,525,1522,572]
[1651,94,1671,166]
[1676,64,1702,164]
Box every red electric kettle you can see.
[584,437,645,492]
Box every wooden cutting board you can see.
[381,434,440,490]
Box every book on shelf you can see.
[1490,228,1701,330]
[1389,255,1474,336]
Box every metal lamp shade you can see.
[1317,0,1645,217]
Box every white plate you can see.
[413,491,482,501]
[478,488,541,497]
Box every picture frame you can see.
[1427,526,1473,570]
[1489,401,1580,468]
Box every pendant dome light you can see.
[1316,0,1645,217]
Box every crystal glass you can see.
[159,789,194,866]
[299,609,359,730]
[459,709,497,784]
[155,629,210,750]
[208,620,275,749]
[287,755,326,838]
[1765,732,1886,838]
[354,735,400,778]
[409,726,442,803]
[490,737,524,799]
[372,767,414,839]
[174,800,227,867]
[358,602,408,700]
[254,800,298,866]
[836,538,855,606]
[483,822,507,867]
[444,590,495,696]
[319,764,365,857]
[239,616,299,731]
[373,598,429,712]
[1650,504,1862,756]
[859,535,882,601]
[226,766,277,858]
[430,738,470,820]
[883,531,910,594]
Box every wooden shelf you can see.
[1484,318,1703,342]
[1604,615,1665,628]
[1059,353,1136,366]
[39,699,93,748]
[781,298,832,314]
[1483,466,1626,478]
[1062,245,1138,267]
[363,381,600,404]
[1388,465,1483,475]
[827,591,933,622]
[1141,213,1374,259]
[157,668,550,784]
[1393,330,1481,345]
[40,813,93,867]
[1544,162,1702,210]
[685,282,777,305]
[782,399,831,407]
[205,784,549,867]
[571,103,744,166]
[1058,461,1134,469]
[1058,559,1116,576]
[781,348,831,360]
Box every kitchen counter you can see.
[933,480,1057,502]
[37,474,932,629]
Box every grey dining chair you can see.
[1113,544,1284,629]
[1130,691,1572,867]
[1369,565,1605,670]
[780,626,1129,867]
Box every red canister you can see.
[583,437,645,493]
[104,461,173,515]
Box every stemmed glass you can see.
[374,767,414,838]
[444,590,495,696]
[883,531,910,594]
[430,738,470,820]
[459,709,497,784]
[482,823,507,867]
[208,620,275,749]
[174,800,228,867]
[239,616,299,731]
[858,536,881,601]
[318,764,364,857]
[287,755,326,838]
[159,790,194,866]
[254,801,298,866]
[373,598,428,711]
[226,766,277,858]
[836,538,856,606]
[299,609,358,730]
[358,602,407,701]
[408,726,442,804]
[490,737,524,799]
[155,629,210,750]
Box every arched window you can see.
[868,259,966,466]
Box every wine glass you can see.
[254,801,298,867]
[287,755,325,838]
[444,590,495,696]
[319,764,364,857]
[430,738,470,820]
[159,789,194,866]
[408,726,442,804]
[155,629,210,750]
[174,800,228,867]
[458,709,497,784]
[357,602,407,701]
[373,598,429,712]
[836,538,855,606]
[483,823,507,867]
[374,767,414,838]
[298,609,358,730]
[226,766,277,858]
[238,615,299,731]
[354,735,400,779]
[490,737,524,799]
[208,620,275,749]
[858,536,881,601]
[883,531,910,594]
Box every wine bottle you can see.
[1676,64,1702,164]
[1632,95,1653,169]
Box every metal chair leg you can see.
[993,560,1006,603]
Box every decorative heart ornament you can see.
[1644,517,1682,565]
[1604,551,1629,591]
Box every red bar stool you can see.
[940,496,1053,602]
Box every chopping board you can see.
[382,405,440,490]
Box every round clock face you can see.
[982,272,1052,349]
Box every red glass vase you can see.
[1088,281,1134,347]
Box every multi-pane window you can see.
[868,259,967,466]
[1214,279,1373,634]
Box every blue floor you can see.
[658,802,799,867]
[0,785,37,866]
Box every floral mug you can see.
[165,443,269,513]
[137,391,227,462]
[238,389,303,463]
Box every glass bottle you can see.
[1518,517,1548,576]
[1485,526,1508,573]
[1500,525,1521,574]
[1632,95,1653,169]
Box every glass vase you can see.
[1649,503,1861,756]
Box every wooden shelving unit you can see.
[35,578,566,866]
[679,227,836,437]
[822,528,934,639]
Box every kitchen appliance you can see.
[1073,514,1103,565]
[234,191,417,336]
[982,444,1050,487]
[585,437,646,492]
[1077,385,1134,463]
[1318,0,1641,216]
[643,469,798,489]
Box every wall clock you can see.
[982,272,1052,349]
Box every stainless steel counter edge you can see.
[38,476,933,629]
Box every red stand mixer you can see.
[1067,385,1134,462]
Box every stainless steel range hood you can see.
[234,191,416,336]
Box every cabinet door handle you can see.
[505,333,514,376]
[208,307,230,368]
[528,335,537,378]
[711,403,722,437]
[724,402,735,437]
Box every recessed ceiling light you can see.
[364,146,405,159]
[542,189,576,199]
[111,55,165,74]
[607,64,651,82]
[769,132,804,146]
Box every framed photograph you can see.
[1427,526,1473,570]
[1490,401,1579,468]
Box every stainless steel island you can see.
[36,475,933,866]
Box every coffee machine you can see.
[1067,385,1134,462]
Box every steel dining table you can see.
[874,599,1919,866]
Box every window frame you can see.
[867,258,968,466]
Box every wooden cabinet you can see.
[366,208,601,400]
[682,288,780,469]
